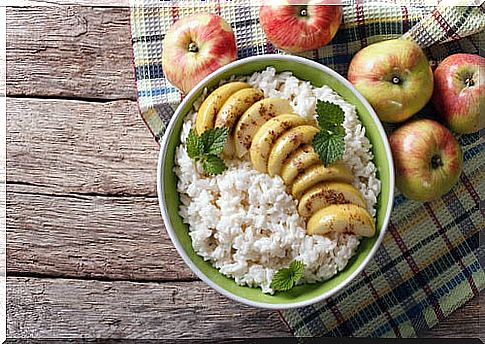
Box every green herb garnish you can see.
[186,127,229,175]
[312,100,346,166]
[270,260,305,292]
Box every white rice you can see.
[174,67,381,294]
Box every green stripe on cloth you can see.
[129,0,485,337]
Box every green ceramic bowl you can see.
[158,55,394,309]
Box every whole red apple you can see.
[259,0,342,53]
[389,119,463,202]
[162,13,237,94]
[348,39,434,123]
[432,53,484,134]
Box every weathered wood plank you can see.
[6,275,482,339]
[419,291,484,339]
[7,97,158,196]
[6,6,136,100]
[7,277,292,338]
[14,0,128,6]
[7,183,195,280]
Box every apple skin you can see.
[348,39,434,123]
[162,13,237,94]
[259,0,342,53]
[389,119,463,202]
[432,53,484,134]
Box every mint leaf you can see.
[289,260,305,274]
[201,127,229,155]
[186,128,229,174]
[270,260,305,292]
[312,131,345,166]
[312,100,346,165]
[186,129,204,159]
[316,100,345,132]
[201,154,227,175]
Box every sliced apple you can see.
[214,87,264,157]
[215,88,264,128]
[267,125,319,177]
[250,114,307,173]
[280,145,320,185]
[195,81,250,134]
[234,98,295,158]
[297,182,366,218]
[306,204,375,237]
[291,162,353,200]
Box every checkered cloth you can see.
[130,0,485,338]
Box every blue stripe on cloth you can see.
[463,141,484,162]
[326,255,480,337]
[442,190,477,238]
[458,131,480,145]
[368,260,481,337]
[373,244,429,333]
[393,194,407,208]
[299,304,327,334]
[237,46,262,59]
[293,230,480,336]
[132,34,165,44]
[136,64,165,80]
[330,233,480,336]
[138,86,178,98]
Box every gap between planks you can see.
[7,97,159,197]
[7,6,136,100]
[8,180,159,199]
[9,270,199,284]
[7,182,195,281]
[7,276,293,339]
[10,93,136,104]
[6,275,483,339]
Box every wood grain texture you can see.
[7,183,194,280]
[7,277,292,339]
[15,0,128,6]
[6,6,135,100]
[7,97,158,196]
[6,275,482,339]
[419,291,484,339]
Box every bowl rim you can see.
[157,54,395,309]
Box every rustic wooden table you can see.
[6,1,483,340]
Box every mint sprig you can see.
[202,155,227,175]
[313,131,345,166]
[186,128,229,175]
[200,127,229,155]
[316,101,345,133]
[186,129,205,159]
[270,260,305,292]
[312,100,346,165]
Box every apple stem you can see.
[464,77,475,87]
[300,8,307,16]
[188,42,198,53]
[392,76,401,85]
[431,155,443,169]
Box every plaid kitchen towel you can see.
[129,0,485,338]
